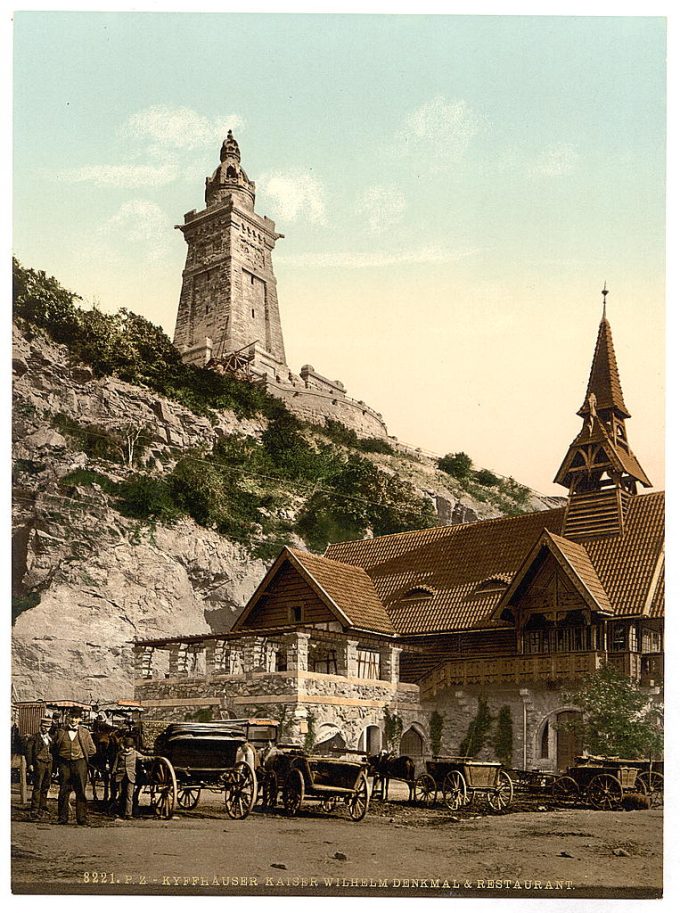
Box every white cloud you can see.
[123,106,245,151]
[259,171,327,225]
[97,200,172,262]
[532,142,579,177]
[401,96,484,165]
[277,244,478,270]
[56,160,179,189]
[357,185,406,233]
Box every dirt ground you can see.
[10,780,662,898]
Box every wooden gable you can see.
[239,560,336,630]
[514,559,586,616]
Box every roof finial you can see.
[601,281,609,319]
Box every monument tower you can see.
[173,131,287,373]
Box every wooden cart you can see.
[281,754,370,821]
[551,756,654,810]
[144,723,257,819]
[420,757,514,812]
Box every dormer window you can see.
[401,586,435,600]
[471,577,511,598]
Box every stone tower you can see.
[554,288,651,540]
[173,131,287,371]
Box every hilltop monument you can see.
[172,132,389,438]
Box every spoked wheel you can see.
[636,771,663,808]
[261,770,278,808]
[414,774,437,807]
[587,773,623,810]
[283,768,305,817]
[177,787,201,810]
[223,762,256,820]
[348,774,370,822]
[149,756,177,820]
[488,770,514,812]
[442,770,467,811]
[551,775,580,806]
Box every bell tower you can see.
[172,131,287,371]
[554,286,651,540]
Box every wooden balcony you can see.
[419,650,663,699]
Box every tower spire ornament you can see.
[601,281,608,318]
[554,298,651,540]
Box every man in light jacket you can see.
[53,710,96,825]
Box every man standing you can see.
[25,716,55,820]
[112,737,146,819]
[53,710,96,826]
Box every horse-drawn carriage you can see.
[279,753,371,821]
[552,755,663,810]
[418,757,514,812]
[142,723,257,819]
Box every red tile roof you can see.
[578,316,630,418]
[325,492,664,634]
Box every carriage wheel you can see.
[348,774,370,822]
[414,774,437,807]
[223,762,256,820]
[442,770,467,811]
[551,775,580,806]
[177,787,201,810]
[635,772,664,808]
[149,757,177,820]
[282,769,305,817]
[488,770,514,812]
[261,770,278,808]
[587,773,623,810]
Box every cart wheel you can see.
[488,770,514,812]
[442,770,467,811]
[587,773,623,810]
[149,756,177,820]
[635,771,664,808]
[283,768,304,817]
[348,773,370,822]
[223,762,256,820]
[261,769,278,808]
[177,787,201,810]
[414,774,437,807]
[551,775,580,806]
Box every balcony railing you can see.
[419,650,663,699]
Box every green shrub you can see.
[494,705,514,766]
[430,710,445,757]
[438,451,473,481]
[475,468,501,487]
[459,697,493,758]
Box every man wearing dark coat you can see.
[52,710,96,825]
[112,736,147,819]
[25,716,55,819]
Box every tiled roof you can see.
[287,548,397,635]
[578,316,630,418]
[325,492,664,633]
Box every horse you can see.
[89,722,125,805]
[367,750,417,802]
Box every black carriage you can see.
[552,755,662,810]
[139,723,257,819]
[418,757,514,812]
[279,753,371,821]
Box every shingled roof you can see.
[578,315,630,418]
[325,491,664,635]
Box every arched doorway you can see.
[357,725,382,754]
[400,725,425,758]
[314,723,346,754]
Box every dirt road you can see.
[11,785,662,898]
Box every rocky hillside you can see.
[12,263,558,702]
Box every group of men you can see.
[23,710,145,825]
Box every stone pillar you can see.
[284,632,311,673]
[205,641,216,675]
[133,645,154,679]
[379,645,402,686]
[168,644,189,677]
[345,640,359,679]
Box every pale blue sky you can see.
[12,13,666,493]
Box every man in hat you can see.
[52,710,96,825]
[112,736,147,819]
[25,716,55,820]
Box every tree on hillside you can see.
[562,664,663,759]
[438,451,473,481]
